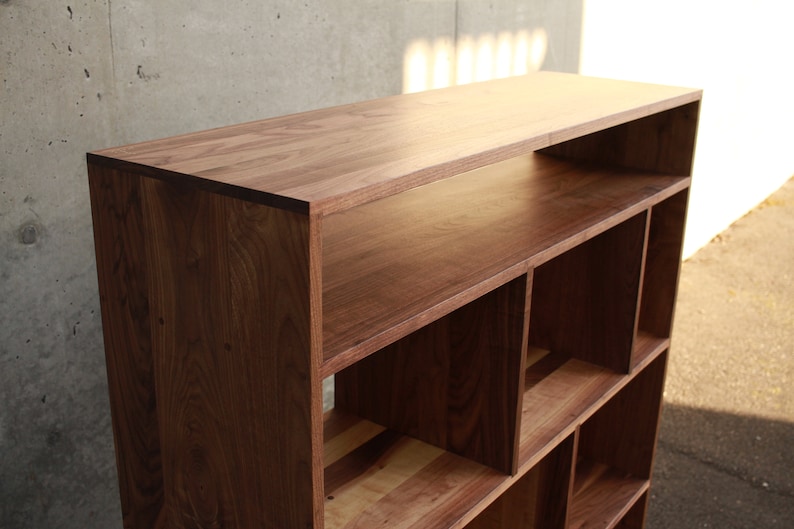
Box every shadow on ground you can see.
[649,404,794,528]
[647,176,794,528]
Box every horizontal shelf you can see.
[322,152,689,375]
[568,460,649,529]
[323,343,666,529]
[89,73,700,215]
[323,410,506,529]
[517,335,667,472]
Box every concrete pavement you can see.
[648,177,794,528]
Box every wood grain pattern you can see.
[87,164,165,529]
[89,74,700,529]
[568,460,648,529]
[540,100,701,177]
[517,334,668,473]
[528,211,648,373]
[615,492,649,529]
[89,73,701,215]
[323,153,689,375]
[518,359,620,471]
[139,178,322,528]
[577,352,668,480]
[465,469,542,529]
[323,412,506,529]
[532,433,576,529]
[335,276,529,474]
[639,190,689,338]
[467,433,575,529]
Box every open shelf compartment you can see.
[323,410,508,529]
[466,433,576,529]
[569,352,667,528]
[334,275,529,474]
[321,152,690,377]
[527,210,648,374]
[517,306,669,493]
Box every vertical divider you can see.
[638,190,690,338]
[335,274,529,474]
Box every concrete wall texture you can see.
[1,1,581,527]
[2,1,792,528]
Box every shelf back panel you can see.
[335,276,529,474]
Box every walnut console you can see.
[88,72,701,529]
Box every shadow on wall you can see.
[650,403,794,527]
[402,29,548,93]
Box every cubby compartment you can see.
[467,433,576,529]
[527,212,648,373]
[569,352,667,528]
[334,275,529,474]
[321,276,528,528]
[321,153,690,378]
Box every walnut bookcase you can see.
[87,72,701,529]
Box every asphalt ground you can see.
[647,177,794,528]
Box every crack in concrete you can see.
[658,439,794,500]
[106,0,115,85]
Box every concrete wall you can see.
[0,1,582,527]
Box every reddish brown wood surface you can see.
[88,73,701,529]
[322,153,689,375]
[616,492,650,529]
[467,433,574,529]
[517,336,668,472]
[568,460,648,529]
[89,73,701,215]
[639,190,689,338]
[577,352,668,479]
[88,165,165,529]
[140,178,323,529]
[528,211,648,373]
[90,163,324,528]
[322,411,506,529]
[335,276,529,474]
[540,100,701,176]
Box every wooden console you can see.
[88,72,700,528]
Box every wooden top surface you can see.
[89,72,701,215]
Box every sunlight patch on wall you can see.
[403,29,548,94]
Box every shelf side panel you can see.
[529,213,647,373]
[336,276,528,474]
[88,164,165,529]
[140,178,322,528]
[539,100,701,176]
[639,189,689,338]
